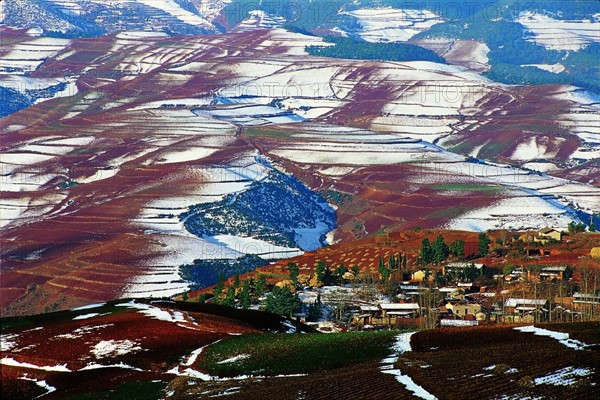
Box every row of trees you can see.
[419,235,467,266]
[306,36,446,63]
[213,274,268,309]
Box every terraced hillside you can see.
[1,27,599,315]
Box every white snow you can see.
[207,235,302,259]
[217,354,250,364]
[137,0,214,29]
[380,332,437,400]
[1,334,19,352]
[72,303,106,311]
[0,358,71,372]
[523,64,566,74]
[196,0,233,22]
[19,377,57,397]
[115,301,192,328]
[514,326,590,350]
[341,8,444,43]
[91,340,143,359]
[534,366,594,386]
[518,12,600,51]
[234,10,285,32]
[80,362,143,371]
[72,313,103,320]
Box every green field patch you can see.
[64,381,167,400]
[432,184,501,193]
[199,331,402,377]
[242,127,292,138]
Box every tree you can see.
[240,279,252,309]
[352,264,360,278]
[223,286,236,307]
[449,239,465,259]
[478,232,492,256]
[378,256,391,282]
[432,235,449,263]
[213,281,224,304]
[287,262,299,286]
[420,238,434,266]
[233,274,241,289]
[503,264,517,275]
[316,261,329,284]
[307,293,322,321]
[264,286,301,316]
[568,221,586,233]
[255,274,267,297]
[434,271,447,287]
[333,263,348,281]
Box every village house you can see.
[411,270,434,282]
[534,228,563,244]
[539,266,571,282]
[437,287,466,301]
[443,262,486,277]
[503,298,548,323]
[445,301,482,319]
[572,293,600,315]
[352,303,420,328]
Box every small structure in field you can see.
[539,265,571,282]
[534,228,563,244]
[503,298,548,323]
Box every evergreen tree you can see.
[213,281,224,304]
[287,262,300,286]
[240,279,251,309]
[333,263,348,278]
[478,232,492,257]
[223,286,236,307]
[352,264,360,279]
[256,274,267,297]
[264,286,301,316]
[420,238,434,266]
[316,261,329,284]
[378,256,391,282]
[432,235,449,263]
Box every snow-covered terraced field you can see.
[341,7,444,43]
[518,12,600,51]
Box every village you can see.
[192,228,600,332]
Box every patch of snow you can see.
[72,313,103,320]
[1,334,19,351]
[534,366,594,386]
[72,302,106,311]
[518,12,600,51]
[341,8,444,43]
[523,63,566,74]
[379,332,437,399]
[80,362,144,371]
[115,300,189,325]
[514,326,590,350]
[234,10,285,32]
[0,358,71,372]
[91,340,143,359]
[19,377,57,398]
[207,235,302,259]
[136,0,214,29]
[217,354,250,364]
